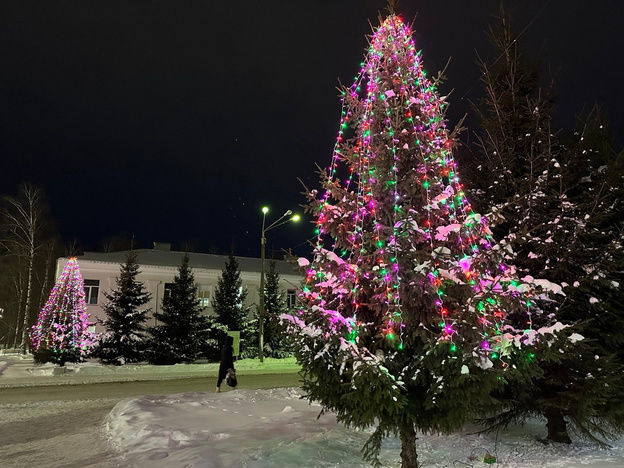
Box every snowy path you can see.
[0,398,124,467]
[2,355,624,467]
[107,388,624,468]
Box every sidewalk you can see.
[0,353,300,389]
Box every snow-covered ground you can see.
[107,388,624,468]
[0,353,301,388]
[2,353,624,467]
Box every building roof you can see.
[75,249,302,276]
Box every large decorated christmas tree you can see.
[29,257,92,365]
[283,13,538,468]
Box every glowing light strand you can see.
[299,15,533,357]
[29,258,92,358]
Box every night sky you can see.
[1,1,622,258]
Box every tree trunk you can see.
[11,308,22,349]
[11,273,24,349]
[20,250,34,354]
[545,407,571,444]
[1,184,46,353]
[37,240,56,310]
[400,423,418,468]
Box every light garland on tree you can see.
[30,257,92,360]
[296,14,534,363]
[281,14,558,467]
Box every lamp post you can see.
[259,207,299,362]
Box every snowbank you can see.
[106,388,624,468]
[0,356,301,388]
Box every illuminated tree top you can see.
[298,15,533,359]
[30,258,92,362]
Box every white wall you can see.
[56,257,301,333]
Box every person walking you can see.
[216,335,234,393]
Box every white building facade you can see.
[57,244,303,333]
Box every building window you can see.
[286,289,297,309]
[198,289,211,308]
[163,283,174,301]
[84,279,100,305]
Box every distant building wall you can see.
[57,250,303,333]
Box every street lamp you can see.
[259,207,300,362]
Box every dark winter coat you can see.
[217,336,234,388]
[220,336,234,369]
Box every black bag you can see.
[225,368,237,387]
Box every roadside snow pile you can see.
[106,388,624,468]
[21,357,300,377]
[0,355,301,388]
[26,361,217,377]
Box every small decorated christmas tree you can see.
[29,257,92,365]
[284,13,537,468]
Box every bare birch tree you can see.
[0,184,49,352]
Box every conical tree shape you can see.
[147,254,211,364]
[93,252,151,365]
[212,254,254,352]
[469,16,624,444]
[263,260,290,357]
[284,15,539,468]
[29,257,92,365]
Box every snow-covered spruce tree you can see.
[262,260,291,357]
[563,107,624,359]
[211,254,254,354]
[283,15,538,468]
[29,257,92,365]
[92,252,151,365]
[147,254,211,365]
[469,18,624,444]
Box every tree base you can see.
[545,408,571,444]
[400,423,419,468]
